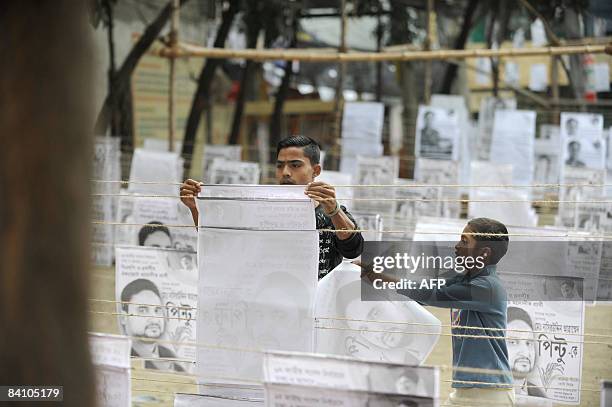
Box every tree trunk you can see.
[269,15,299,160]
[389,0,417,177]
[228,4,263,145]
[0,2,95,406]
[564,6,586,104]
[439,0,479,94]
[94,0,190,143]
[182,0,240,172]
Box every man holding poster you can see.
[180,136,364,279]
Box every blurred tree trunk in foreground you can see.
[0,2,95,406]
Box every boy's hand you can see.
[305,181,337,214]
[180,179,202,213]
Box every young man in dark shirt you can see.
[180,136,364,279]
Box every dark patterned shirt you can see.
[315,205,364,279]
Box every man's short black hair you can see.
[467,217,509,264]
[276,136,321,165]
[138,221,172,246]
[507,306,533,329]
[120,278,161,312]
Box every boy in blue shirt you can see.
[363,218,515,406]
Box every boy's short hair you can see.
[467,217,509,264]
[276,136,321,165]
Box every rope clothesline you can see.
[91,179,612,189]
[87,310,609,346]
[90,222,612,239]
[126,358,602,394]
[127,375,602,395]
[92,193,612,205]
[158,42,611,62]
[88,298,612,338]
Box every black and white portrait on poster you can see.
[561,113,605,170]
[415,106,459,161]
[115,246,197,373]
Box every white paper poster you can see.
[430,94,471,187]
[415,106,459,161]
[529,63,548,91]
[415,159,460,219]
[342,102,385,142]
[391,180,440,240]
[502,276,585,404]
[115,246,197,373]
[128,148,183,195]
[477,97,517,161]
[314,261,440,365]
[340,102,385,176]
[558,166,605,228]
[89,333,131,407]
[534,125,562,198]
[196,190,318,383]
[354,156,398,215]
[469,162,537,227]
[202,145,242,181]
[197,229,318,383]
[490,110,537,187]
[263,351,439,400]
[264,383,437,407]
[208,159,261,185]
[132,197,197,251]
[174,393,263,406]
[561,113,605,170]
[92,137,121,266]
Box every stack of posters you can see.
[196,185,318,383]
[263,351,440,406]
[92,137,121,266]
[89,333,131,407]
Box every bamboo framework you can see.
[161,42,611,62]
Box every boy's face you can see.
[455,225,486,270]
[276,147,321,185]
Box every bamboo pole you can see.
[423,0,434,104]
[161,42,610,62]
[168,0,179,152]
[331,0,347,170]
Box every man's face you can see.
[143,230,173,249]
[424,113,433,126]
[123,290,166,339]
[276,147,321,185]
[507,319,536,378]
[566,120,577,136]
[560,281,573,298]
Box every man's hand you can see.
[180,179,202,212]
[305,181,337,214]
